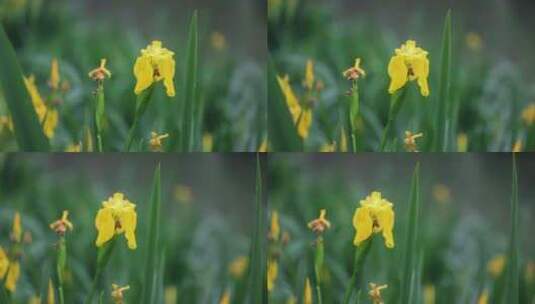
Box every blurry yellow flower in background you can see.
[228,256,248,279]
[24,75,58,139]
[65,142,82,152]
[403,131,423,152]
[267,259,278,292]
[457,133,468,152]
[477,289,489,304]
[388,40,430,97]
[432,184,451,204]
[134,40,176,97]
[343,58,366,81]
[320,141,336,152]
[219,289,231,304]
[5,261,20,292]
[164,286,177,304]
[174,184,193,204]
[211,31,227,51]
[286,295,297,304]
[512,139,523,152]
[49,210,74,236]
[28,296,41,304]
[487,255,505,278]
[304,60,315,91]
[368,282,388,304]
[423,284,435,304]
[0,247,9,279]
[303,277,312,304]
[269,211,280,241]
[522,103,535,126]
[111,284,130,304]
[95,192,137,250]
[277,75,312,139]
[307,209,331,234]
[465,32,483,52]
[353,191,395,248]
[49,58,60,90]
[526,261,535,283]
[202,133,214,152]
[0,115,13,133]
[88,59,112,81]
[48,279,55,304]
[11,212,22,243]
[149,131,169,152]
[258,137,269,152]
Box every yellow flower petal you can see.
[388,55,408,94]
[304,60,314,91]
[297,109,312,139]
[276,75,302,123]
[412,56,430,97]
[303,278,312,304]
[133,56,154,95]
[0,247,8,278]
[158,56,176,97]
[95,208,115,247]
[353,206,373,246]
[267,259,278,292]
[5,261,20,292]
[50,58,60,90]
[43,109,59,139]
[119,209,137,250]
[376,206,395,248]
[12,212,22,243]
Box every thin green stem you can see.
[379,90,405,151]
[85,239,116,304]
[342,238,373,304]
[55,237,67,304]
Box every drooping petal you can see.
[297,109,312,139]
[276,75,302,123]
[95,208,115,247]
[412,56,430,97]
[43,109,59,139]
[387,55,408,94]
[133,56,154,95]
[158,56,176,97]
[353,206,373,246]
[5,261,20,292]
[0,247,8,278]
[120,209,137,250]
[376,206,395,248]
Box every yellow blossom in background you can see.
[23,75,58,139]
[267,259,278,292]
[269,211,280,241]
[512,139,523,152]
[521,103,535,126]
[219,289,231,304]
[228,255,248,279]
[11,212,22,243]
[487,255,505,278]
[88,59,112,81]
[477,289,489,304]
[0,115,14,133]
[340,128,348,152]
[276,75,312,139]
[258,137,269,152]
[65,142,82,152]
[95,192,137,249]
[202,133,214,152]
[304,60,315,90]
[48,279,55,304]
[423,284,435,304]
[28,296,41,304]
[307,209,331,234]
[111,284,130,304]
[5,261,20,292]
[403,131,423,152]
[49,210,74,235]
[320,141,336,152]
[0,247,8,278]
[174,184,193,204]
[134,40,176,97]
[286,295,297,304]
[49,58,60,90]
[353,191,395,248]
[368,283,388,304]
[211,31,227,51]
[526,261,534,283]
[149,131,169,152]
[432,184,451,204]
[457,133,468,152]
[164,286,177,304]
[465,32,483,52]
[303,277,312,304]
[343,58,366,81]
[388,40,430,97]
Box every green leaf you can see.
[503,155,519,303]
[268,58,302,151]
[181,10,199,152]
[400,163,421,304]
[0,24,49,150]
[433,10,452,152]
[141,164,162,304]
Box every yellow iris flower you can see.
[522,103,535,126]
[269,211,281,241]
[276,75,312,139]
[149,132,169,152]
[23,76,59,139]
[0,247,20,293]
[303,278,312,304]
[49,58,60,90]
[353,191,395,248]
[228,256,248,279]
[267,259,278,292]
[219,289,231,304]
[95,192,137,250]
[11,212,22,243]
[133,40,176,97]
[388,40,430,97]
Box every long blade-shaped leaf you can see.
[181,11,199,151]
[142,164,162,303]
[267,58,302,151]
[400,163,421,304]
[0,25,49,150]
[433,10,452,152]
[503,155,519,303]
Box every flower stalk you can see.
[342,237,373,304]
[85,238,117,304]
[379,88,406,151]
[125,86,154,151]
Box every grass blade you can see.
[0,24,49,150]
[267,58,302,151]
[141,164,162,303]
[400,163,421,304]
[433,10,452,152]
[503,155,519,303]
[181,10,199,151]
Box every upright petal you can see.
[276,75,301,123]
[158,57,176,97]
[412,56,430,97]
[95,208,115,247]
[376,206,395,248]
[297,109,312,139]
[133,56,154,95]
[387,55,408,94]
[120,209,137,250]
[5,261,20,292]
[352,206,373,246]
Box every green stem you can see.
[56,237,67,304]
[348,82,360,153]
[379,90,406,151]
[316,285,323,304]
[85,239,116,304]
[342,238,373,304]
[93,84,105,152]
[124,87,154,151]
